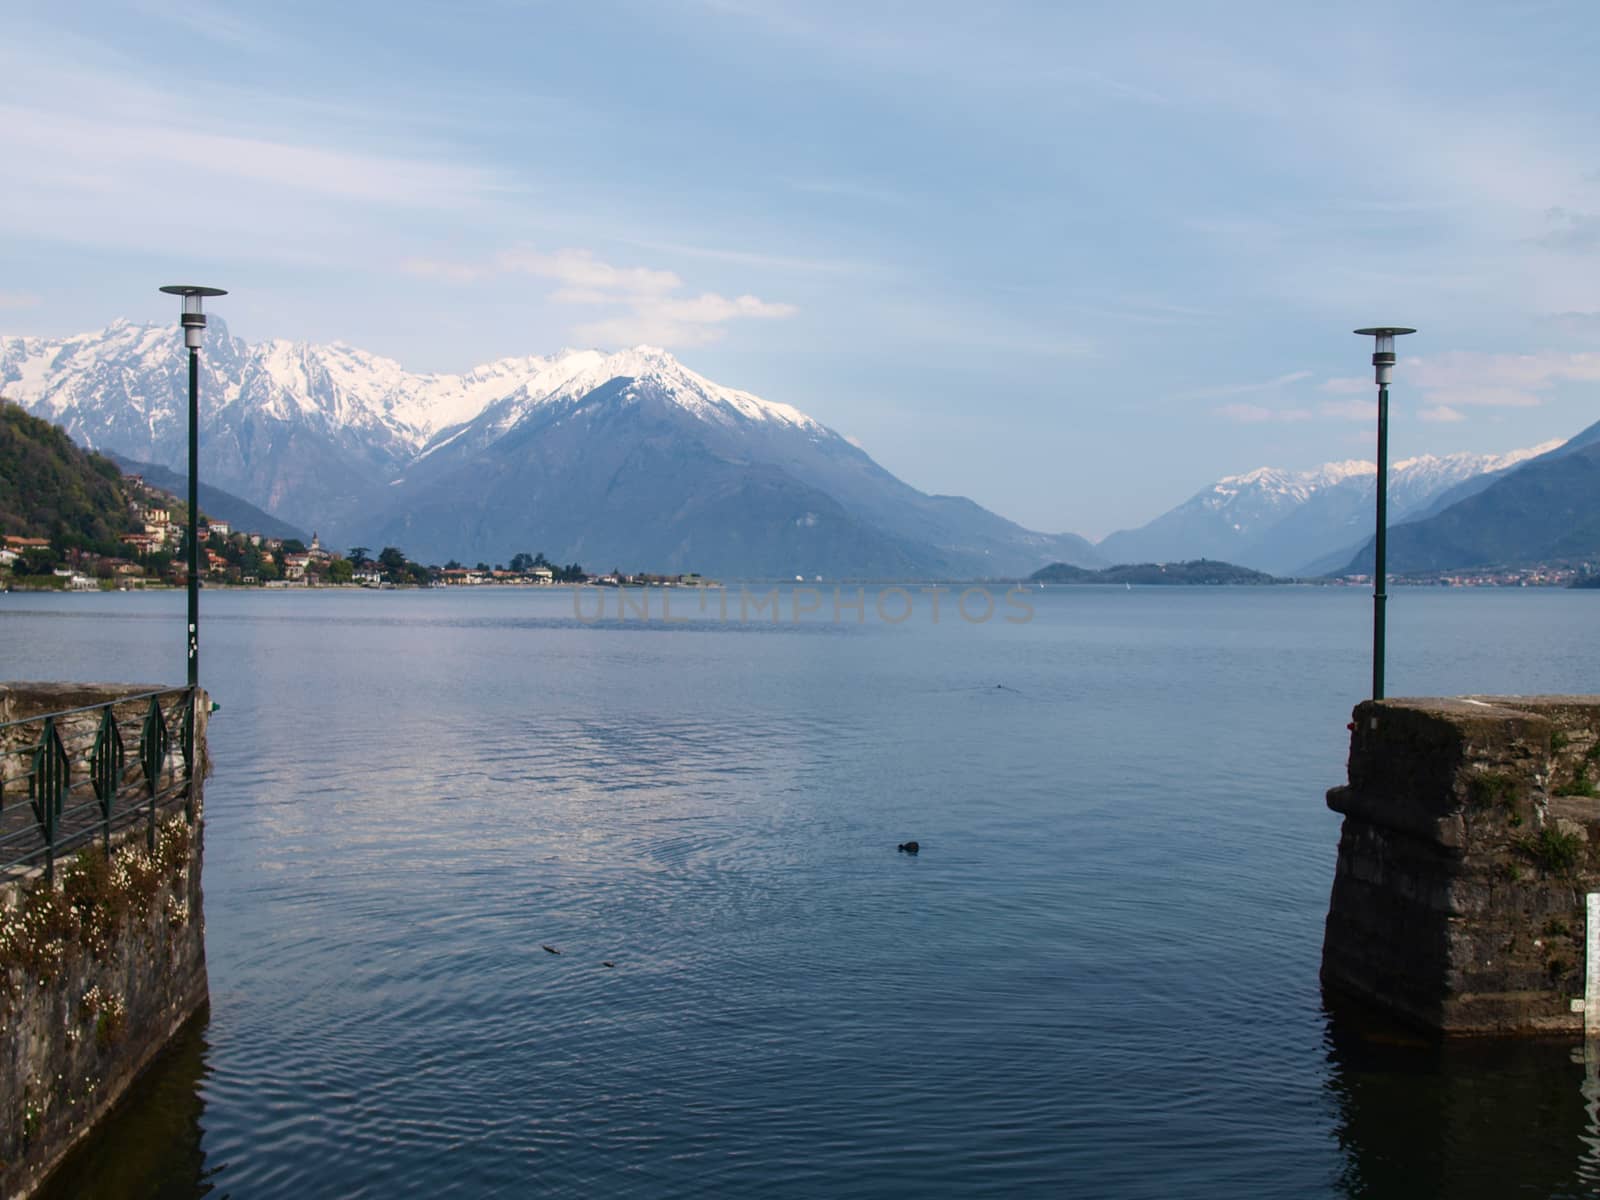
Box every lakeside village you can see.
[1337,564,1600,588]
[1,473,705,592]
[4,467,1595,593]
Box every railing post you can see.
[29,717,68,885]
[140,697,169,852]
[182,688,197,822]
[91,705,125,856]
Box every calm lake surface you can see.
[5,585,1600,1199]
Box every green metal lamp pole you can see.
[1354,326,1415,701]
[160,285,228,687]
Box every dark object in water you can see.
[602,961,616,969]
[898,841,920,854]
[542,945,561,955]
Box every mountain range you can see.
[4,317,1593,579]
[1097,443,1562,576]
[1340,418,1600,575]
[1,320,1097,578]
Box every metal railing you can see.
[0,687,198,884]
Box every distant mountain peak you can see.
[1099,437,1566,576]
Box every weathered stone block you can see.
[1322,696,1600,1036]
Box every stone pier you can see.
[0,683,209,1200]
[1322,695,1600,1036]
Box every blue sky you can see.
[3,1,1599,537]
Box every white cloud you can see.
[656,293,797,322]
[1319,399,1374,422]
[403,246,797,349]
[495,248,681,297]
[1408,350,1600,409]
[1324,351,1600,423]
[1319,376,1371,396]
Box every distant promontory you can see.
[1029,559,1281,586]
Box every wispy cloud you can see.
[13,108,495,206]
[1318,399,1374,422]
[1322,350,1600,419]
[1408,350,1600,409]
[1537,207,1600,254]
[784,176,906,205]
[1214,402,1313,424]
[1175,369,1311,402]
[1545,311,1600,339]
[0,292,40,310]
[127,0,282,49]
[624,238,872,276]
[1319,377,1371,397]
[403,247,797,348]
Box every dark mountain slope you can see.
[1344,440,1600,573]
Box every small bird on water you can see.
[542,945,561,955]
[602,961,616,969]
[898,841,920,854]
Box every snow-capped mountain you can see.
[1097,445,1558,576]
[0,320,1098,578]
[0,319,593,529]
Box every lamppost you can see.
[1353,326,1415,701]
[159,285,228,688]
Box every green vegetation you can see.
[1515,827,1586,876]
[0,400,135,552]
[1467,771,1522,809]
[1030,559,1282,586]
[0,818,193,993]
[1494,861,1523,883]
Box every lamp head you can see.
[1354,326,1416,386]
[160,285,228,349]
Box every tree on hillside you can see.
[377,547,409,581]
[19,547,58,576]
[347,546,371,568]
[0,401,135,548]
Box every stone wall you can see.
[0,683,209,1200]
[1323,695,1600,1035]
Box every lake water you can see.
[4,585,1600,1199]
